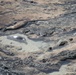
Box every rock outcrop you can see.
[0,0,76,75]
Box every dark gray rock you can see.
[0,48,15,56]
[57,50,76,61]
[59,41,68,46]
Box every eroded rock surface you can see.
[0,0,76,75]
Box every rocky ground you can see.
[0,0,76,75]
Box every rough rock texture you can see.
[0,0,76,75]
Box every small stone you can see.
[59,41,68,46]
[4,66,9,70]
[30,1,34,3]
[47,47,52,51]
[42,59,46,63]
[69,38,73,41]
